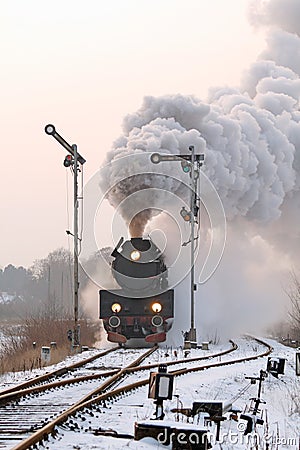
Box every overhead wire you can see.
[65,169,73,301]
[181,161,202,248]
[78,164,84,256]
[65,160,84,315]
[230,382,253,404]
[193,162,201,255]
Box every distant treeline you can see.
[0,248,86,319]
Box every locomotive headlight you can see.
[130,250,141,261]
[111,303,122,313]
[151,302,162,313]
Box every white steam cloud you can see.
[96,0,300,341]
[101,15,300,229]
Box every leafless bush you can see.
[285,381,300,416]
[286,272,300,341]
[206,329,220,345]
[0,318,98,374]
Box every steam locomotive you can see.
[99,237,174,345]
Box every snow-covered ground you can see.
[0,341,230,391]
[0,347,103,390]
[0,293,21,304]
[1,337,299,449]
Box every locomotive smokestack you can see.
[129,209,153,237]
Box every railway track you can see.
[0,341,237,407]
[0,337,272,449]
[0,346,156,449]
[0,347,118,397]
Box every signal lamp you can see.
[130,250,141,261]
[150,153,160,164]
[111,303,122,313]
[151,302,162,313]
[180,207,191,222]
[181,160,191,173]
[64,154,74,167]
[45,124,56,135]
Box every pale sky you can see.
[0,0,265,268]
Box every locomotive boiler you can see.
[99,237,174,345]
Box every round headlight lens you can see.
[130,250,141,261]
[109,316,121,328]
[111,303,122,313]
[151,315,163,327]
[151,302,162,313]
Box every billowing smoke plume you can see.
[100,121,204,236]
[129,209,153,238]
[97,0,300,339]
[100,4,300,233]
[248,0,300,37]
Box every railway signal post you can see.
[296,351,300,376]
[45,124,86,350]
[189,145,197,346]
[148,364,174,420]
[150,148,204,347]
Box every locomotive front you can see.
[99,237,174,345]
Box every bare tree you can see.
[287,272,300,341]
[30,248,74,318]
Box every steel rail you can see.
[0,347,117,396]
[126,339,237,373]
[10,338,271,450]
[0,341,237,405]
[10,346,158,450]
[88,337,273,405]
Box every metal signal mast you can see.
[45,124,86,350]
[151,147,204,346]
